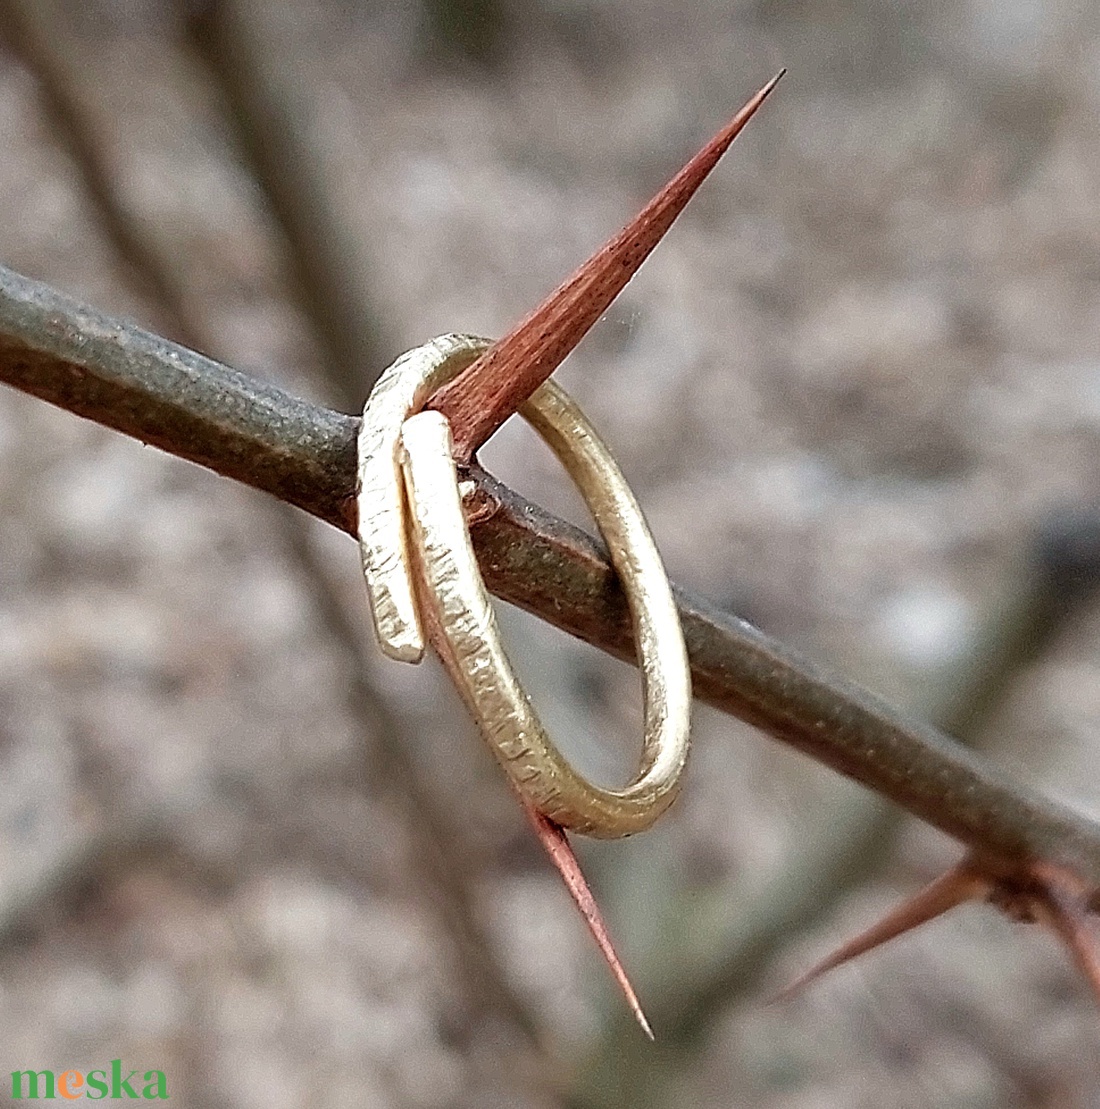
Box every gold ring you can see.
[358,336,691,838]
[357,334,486,662]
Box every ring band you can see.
[357,334,486,662]
[358,336,691,837]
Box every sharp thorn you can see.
[522,801,654,1039]
[430,73,784,458]
[1037,887,1100,1007]
[773,862,989,1004]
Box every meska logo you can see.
[11,1060,168,1100]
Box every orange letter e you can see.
[58,1071,84,1099]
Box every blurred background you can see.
[0,0,1099,1105]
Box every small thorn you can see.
[522,801,654,1039]
[774,861,989,1003]
[1036,884,1100,1007]
[429,73,784,460]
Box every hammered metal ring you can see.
[357,335,691,837]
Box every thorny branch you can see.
[5,262,1100,899]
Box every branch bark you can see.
[4,263,1100,893]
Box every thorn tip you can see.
[521,803,654,1039]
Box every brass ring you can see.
[357,336,691,838]
[357,334,486,662]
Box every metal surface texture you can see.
[357,334,488,661]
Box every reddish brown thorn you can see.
[774,860,991,1003]
[1001,862,1100,1007]
[1037,887,1100,1006]
[522,800,654,1040]
[429,71,785,461]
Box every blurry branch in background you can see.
[0,0,194,342]
[6,263,1100,899]
[418,0,511,70]
[186,0,391,398]
[0,0,549,1063]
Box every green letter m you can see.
[12,1069,56,1099]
